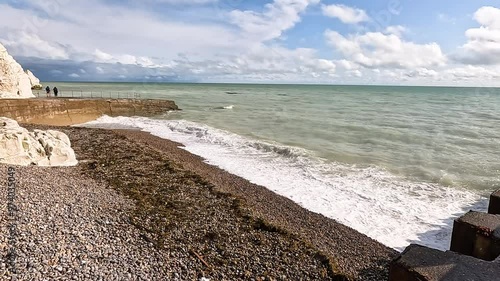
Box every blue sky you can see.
[1,0,499,85]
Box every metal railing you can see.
[35,91,142,99]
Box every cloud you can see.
[162,45,337,81]
[2,1,500,86]
[93,49,157,67]
[94,49,113,61]
[325,30,446,69]
[229,0,320,41]
[454,6,500,65]
[444,65,500,80]
[2,32,70,60]
[0,0,331,83]
[474,6,500,28]
[1,0,321,65]
[322,4,370,24]
[384,25,407,37]
[0,1,242,60]
[15,44,338,83]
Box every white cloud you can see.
[3,1,500,86]
[94,49,113,61]
[229,0,320,41]
[384,25,407,37]
[336,59,359,70]
[0,1,243,60]
[455,6,500,65]
[445,65,500,80]
[474,6,500,28]
[2,32,69,59]
[348,70,362,77]
[325,30,446,69]
[322,4,370,24]
[163,45,337,81]
[404,68,438,78]
[69,73,80,78]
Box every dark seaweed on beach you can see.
[70,127,353,280]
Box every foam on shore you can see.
[83,115,488,251]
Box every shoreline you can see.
[112,129,398,275]
[2,124,397,280]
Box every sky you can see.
[1,0,500,86]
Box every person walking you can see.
[45,86,51,97]
[53,87,59,97]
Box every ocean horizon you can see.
[71,81,499,251]
[43,80,500,88]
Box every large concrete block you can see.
[488,189,500,215]
[390,244,500,281]
[450,211,500,261]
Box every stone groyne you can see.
[0,98,179,126]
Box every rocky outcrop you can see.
[0,117,77,166]
[0,43,36,98]
[26,69,42,90]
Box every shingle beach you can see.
[1,126,397,281]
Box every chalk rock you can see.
[0,43,36,98]
[0,117,78,166]
[26,70,42,90]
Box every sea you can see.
[52,82,500,251]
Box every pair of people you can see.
[45,86,59,97]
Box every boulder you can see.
[0,117,78,166]
[0,43,36,98]
[26,70,42,90]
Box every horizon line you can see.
[39,81,500,89]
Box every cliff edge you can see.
[0,43,40,98]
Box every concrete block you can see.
[450,211,500,261]
[488,189,500,215]
[390,244,500,281]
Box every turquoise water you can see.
[64,82,499,249]
[58,82,500,191]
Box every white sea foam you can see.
[82,116,488,251]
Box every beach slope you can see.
[1,126,396,280]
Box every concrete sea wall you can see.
[0,98,179,126]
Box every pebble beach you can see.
[1,126,397,281]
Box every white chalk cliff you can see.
[0,43,37,98]
[0,117,78,166]
[26,70,42,89]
